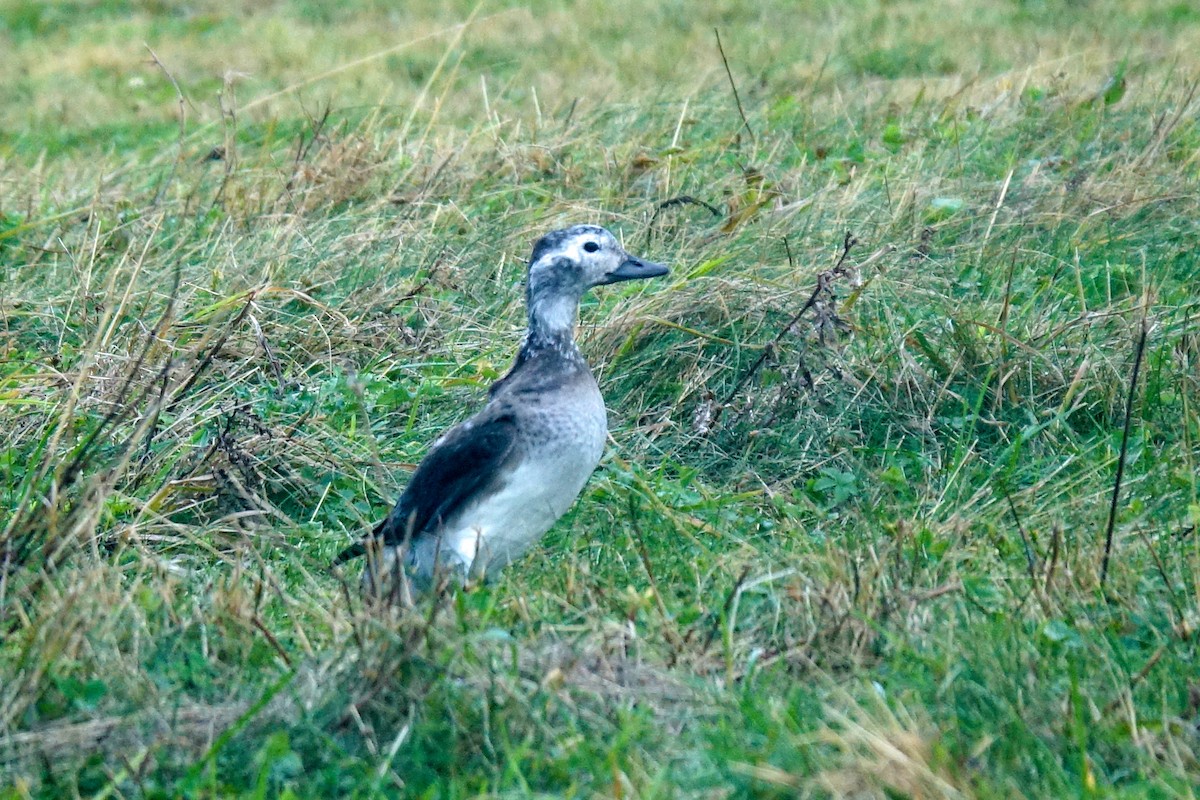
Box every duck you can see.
[334,224,668,594]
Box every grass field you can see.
[3,0,1200,796]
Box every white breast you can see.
[445,386,607,578]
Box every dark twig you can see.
[1100,303,1149,589]
[714,29,754,140]
[166,291,256,415]
[1004,490,1038,579]
[36,354,177,574]
[132,357,176,477]
[1,306,177,572]
[251,616,293,668]
[212,72,239,211]
[1133,526,1185,622]
[249,313,286,391]
[627,494,684,658]
[646,195,723,245]
[561,97,579,128]
[54,255,183,497]
[1102,644,1168,715]
[702,565,752,653]
[281,102,332,203]
[297,102,332,164]
[652,195,723,223]
[383,251,442,312]
[1044,524,1061,595]
[145,45,187,207]
[720,233,858,411]
[137,260,185,463]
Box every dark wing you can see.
[333,412,519,564]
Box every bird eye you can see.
[582,241,600,253]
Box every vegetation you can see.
[2,0,1199,796]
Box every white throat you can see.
[528,292,578,340]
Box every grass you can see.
[2,0,1200,796]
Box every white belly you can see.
[445,427,604,577]
[373,375,609,589]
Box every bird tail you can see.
[332,517,388,565]
[332,541,366,565]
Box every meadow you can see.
[2,0,1199,796]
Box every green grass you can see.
[2,0,1200,796]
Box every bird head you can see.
[527,225,668,299]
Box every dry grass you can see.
[3,0,1200,796]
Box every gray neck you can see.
[524,282,582,355]
[488,280,586,399]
